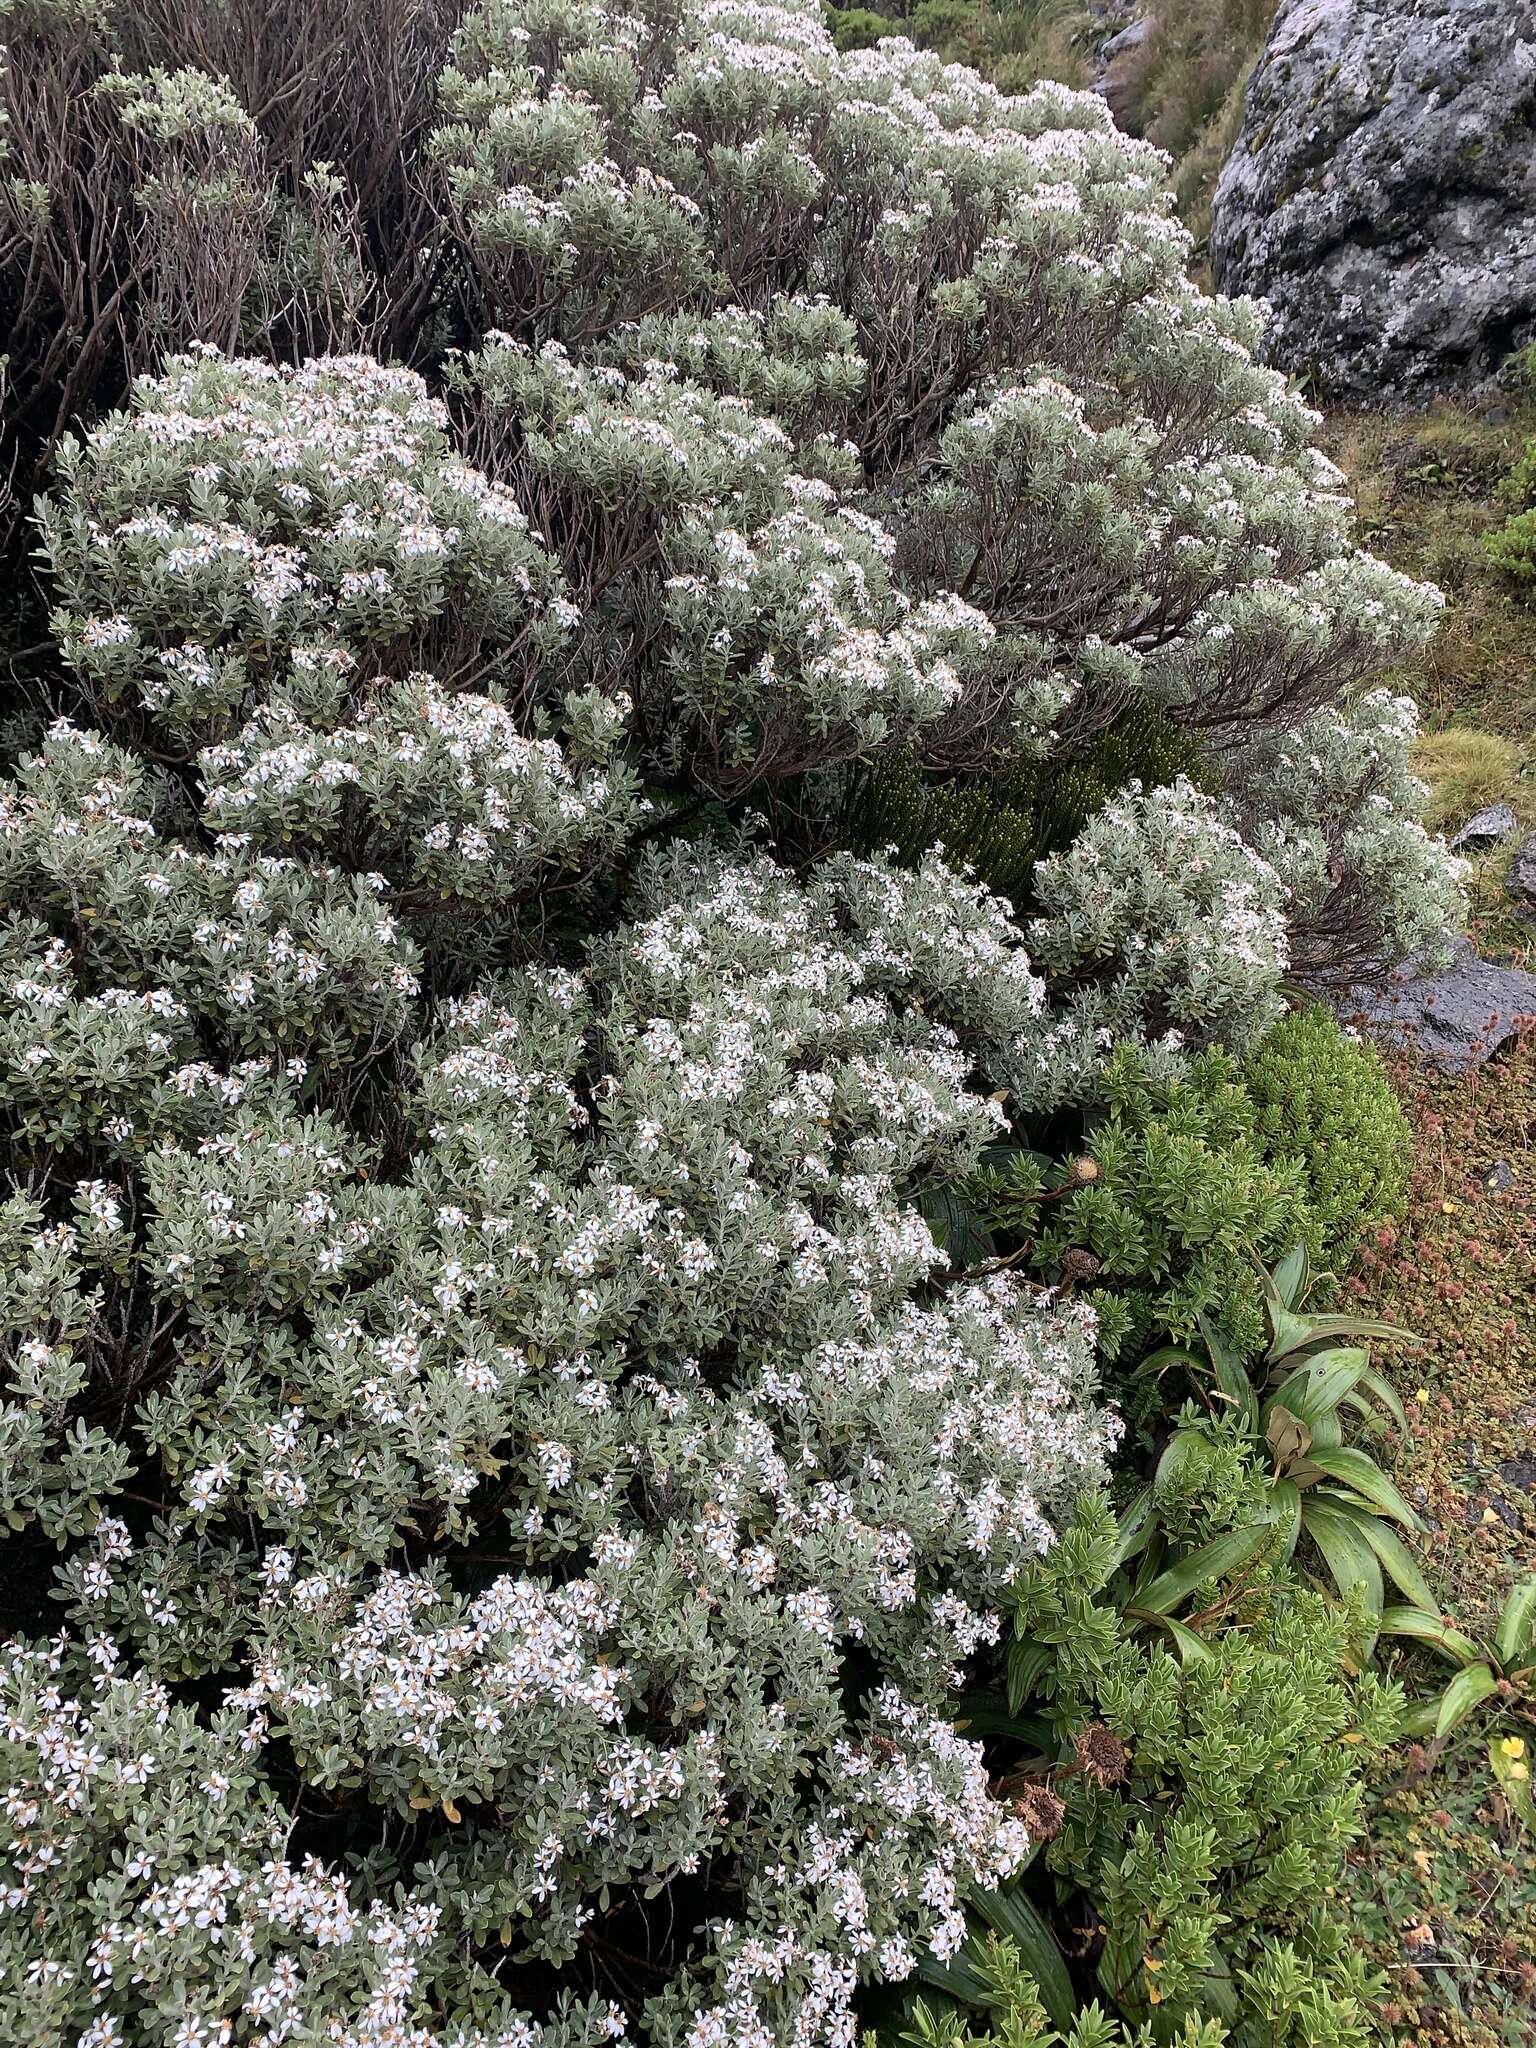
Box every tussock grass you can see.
[1411,729,1524,835]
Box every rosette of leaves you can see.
[1381,1581,1536,1825]
[1145,1246,1427,1645]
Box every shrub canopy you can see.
[0,2,1460,2045]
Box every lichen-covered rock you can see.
[1449,802,1519,852]
[1210,0,1536,399]
[1508,833,1536,911]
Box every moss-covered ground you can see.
[1317,391,1536,2045]
[1334,1039,1536,2046]
[1321,395,1536,836]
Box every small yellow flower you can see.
[1499,1736,1526,1760]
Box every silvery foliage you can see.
[0,3,1465,2043]
[425,0,1458,976]
[1005,776,1294,1100]
[1,706,1114,2047]
[1228,688,1468,987]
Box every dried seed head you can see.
[1074,1722,1128,1787]
[1013,1781,1065,1841]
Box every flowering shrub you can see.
[0,705,1117,2042]
[1024,777,1292,1055]
[0,1,1466,2043]
[1230,689,1466,988]
[37,352,571,732]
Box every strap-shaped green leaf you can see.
[1302,1446,1420,1529]
[1494,1577,1536,1669]
[1006,1639,1054,1715]
[969,1886,1077,2030]
[1195,1310,1257,1427]
[1300,1497,1384,1622]
[1262,1264,1417,1362]
[1132,1345,1206,1383]
[1269,1476,1303,1560]
[1110,1484,1156,1570]
[1313,1494,1435,1610]
[1272,1243,1311,1310]
[1267,1347,1367,1425]
[1349,1365,1408,1433]
[953,1699,1054,1752]
[914,1939,999,2010]
[1146,1612,1214,1664]
[1397,1696,1444,1740]
[1379,1605,1483,1668]
[1131,1520,1273,1617]
[1433,1662,1499,1738]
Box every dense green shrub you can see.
[853,705,1199,910]
[825,4,904,50]
[1000,1499,1402,2047]
[1485,507,1536,583]
[1242,1008,1410,1256]
[1012,1010,1410,1362]
[907,1943,1237,2048]
[1030,1043,1310,1360]
[0,1,1452,2043]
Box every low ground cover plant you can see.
[0,2,1464,2044]
[1485,349,1536,585]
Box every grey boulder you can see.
[1508,833,1536,909]
[1090,7,1156,121]
[1100,15,1155,62]
[1210,0,1536,400]
[1448,801,1518,851]
[1336,937,1536,1072]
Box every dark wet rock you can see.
[1479,1159,1517,1195]
[1336,937,1536,1072]
[1497,1458,1536,1494]
[1210,0,1536,399]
